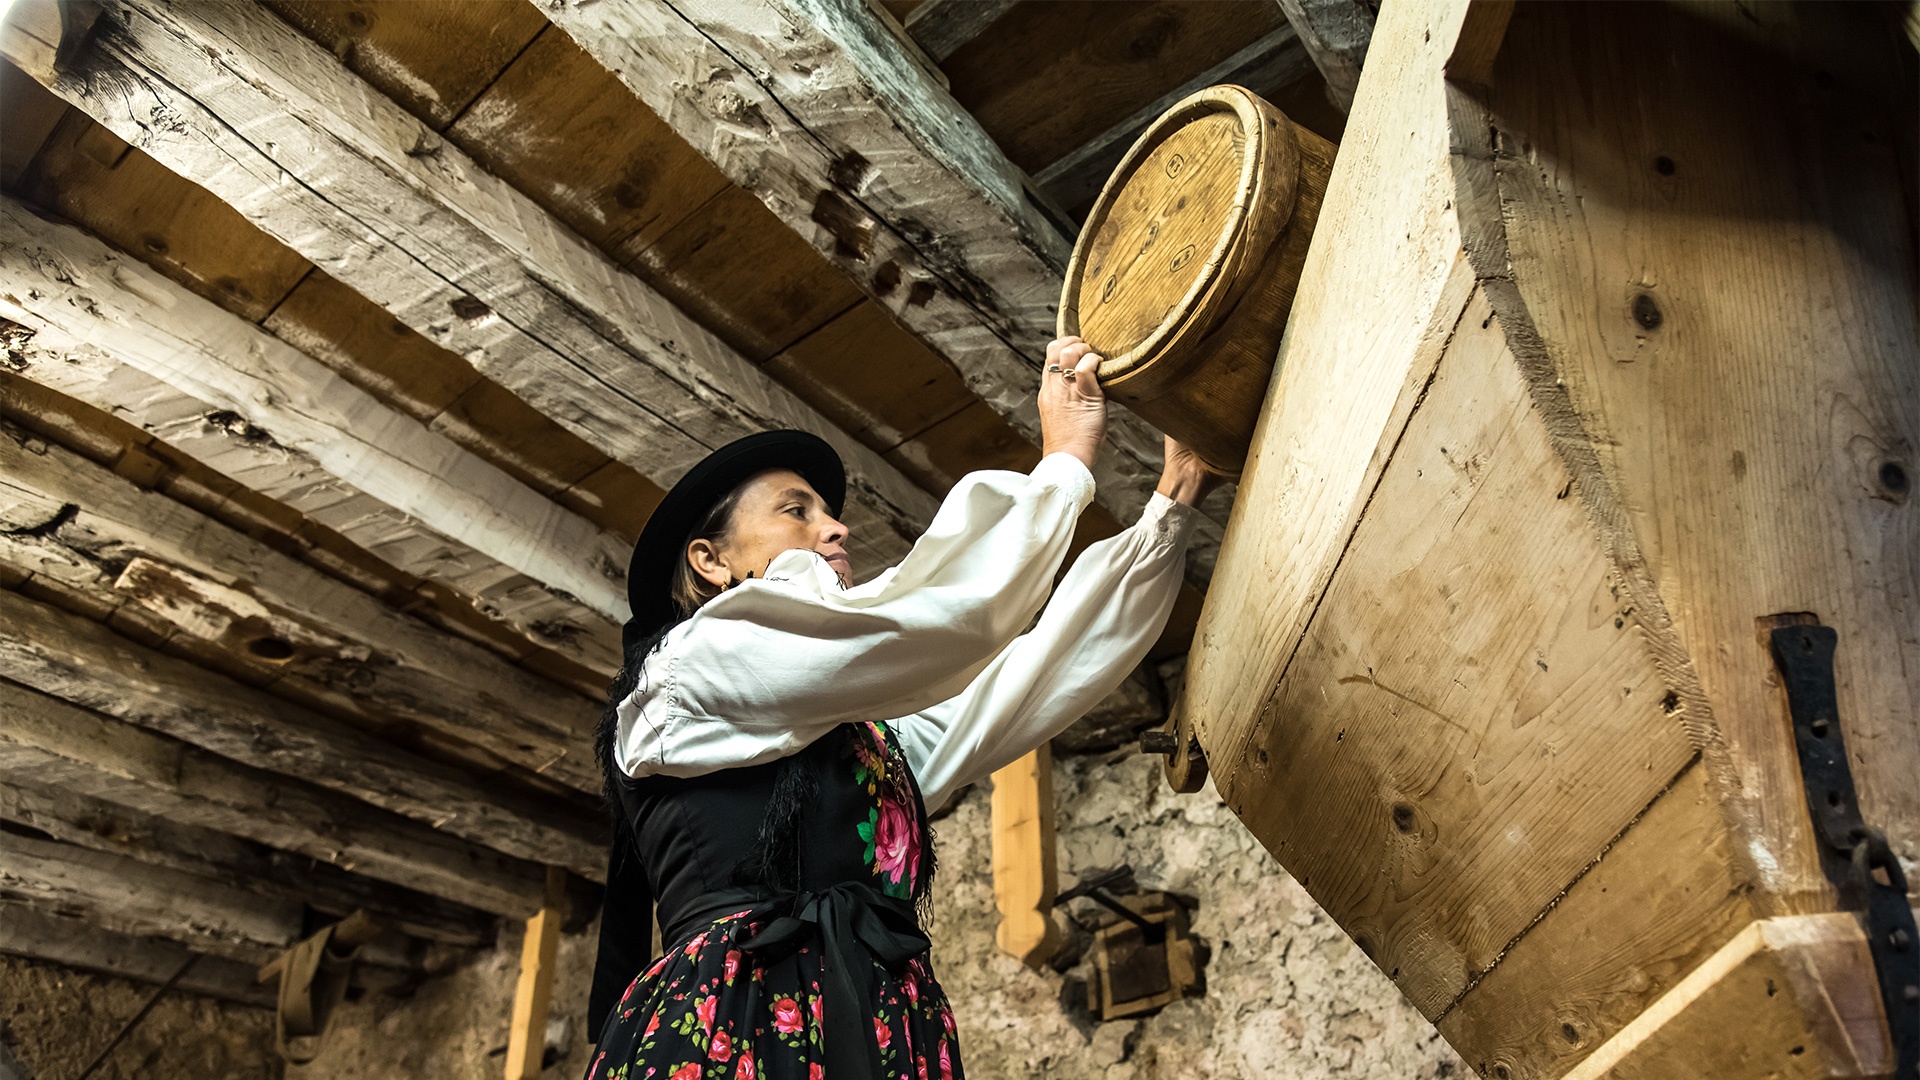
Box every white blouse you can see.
[613,452,1196,811]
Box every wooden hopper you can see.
[1058,86,1334,475]
[1171,2,1919,1077]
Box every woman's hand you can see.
[1155,436,1225,507]
[1039,336,1107,471]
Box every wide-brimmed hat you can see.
[622,430,846,650]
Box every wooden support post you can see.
[505,866,568,1080]
[989,745,1060,968]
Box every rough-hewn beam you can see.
[10,327,622,678]
[0,419,603,794]
[0,780,496,947]
[0,903,274,1007]
[1273,0,1375,112]
[35,0,936,570]
[543,0,1230,572]
[1032,27,1313,213]
[0,677,563,917]
[0,195,632,628]
[902,0,1020,60]
[0,591,604,882]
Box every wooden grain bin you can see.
[1058,86,1333,475]
[1171,2,1920,1077]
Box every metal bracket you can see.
[1770,623,1919,1076]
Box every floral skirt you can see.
[588,910,964,1080]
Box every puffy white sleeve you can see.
[891,492,1196,811]
[615,453,1097,777]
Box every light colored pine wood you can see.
[0,678,559,917]
[989,745,1061,968]
[0,414,602,793]
[504,867,568,1080]
[0,194,633,625]
[26,0,936,570]
[542,0,1233,576]
[1564,913,1897,1080]
[0,903,274,1008]
[0,589,604,883]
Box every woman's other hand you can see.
[1155,436,1224,507]
[1039,336,1107,471]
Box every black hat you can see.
[622,430,846,650]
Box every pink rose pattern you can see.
[586,723,956,1080]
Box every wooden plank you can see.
[902,0,1019,61]
[0,903,275,1008]
[0,677,559,917]
[542,0,1228,575]
[263,0,547,131]
[38,0,937,566]
[0,778,496,948]
[764,300,973,453]
[1433,764,1755,1078]
[0,589,605,882]
[0,196,634,625]
[1272,0,1375,113]
[1,830,306,966]
[1561,912,1897,1080]
[503,867,567,1080]
[0,59,68,188]
[989,745,1060,968]
[1452,0,1920,915]
[1031,25,1315,217]
[0,404,606,791]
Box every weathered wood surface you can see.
[36,0,936,571]
[0,902,275,1007]
[0,590,605,882]
[11,321,623,678]
[0,779,496,947]
[901,0,1019,61]
[0,194,632,627]
[1272,0,1374,113]
[0,420,603,793]
[1181,0,1916,1071]
[542,0,1233,573]
[1564,913,1898,1080]
[0,677,562,917]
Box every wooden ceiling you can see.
[0,0,1347,985]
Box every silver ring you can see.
[1061,369,1078,381]
[1045,363,1063,373]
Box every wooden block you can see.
[990,745,1061,968]
[504,866,568,1080]
[1564,913,1897,1080]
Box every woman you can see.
[587,337,1219,1080]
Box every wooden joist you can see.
[0,590,604,883]
[0,195,632,628]
[0,418,603,794]
[1272,0,1375,113]
[29,0,936,571]
[0,677,565,917]
[0,779,496,948]
[902,0,1020,61]
[543,0,1232,570]
[0,903,274,1008]
[1031,26,1314,213]
[9,327,623,678]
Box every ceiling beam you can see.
[0,195,632,630]
[0,590,605,884]
[0,677,566,918]
[543,0,1230,571]
[10,333,622,678]
[903,0,1020,61]
[28,0,937,569]
[1032,27,1314,213]
[0,416,603,795]
[0,903,274,1008]
[0,779,495,948]
[1273,0,1376,113]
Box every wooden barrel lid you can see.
[1060,86,1298,384]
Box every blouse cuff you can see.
[1141,490,1199,551]
[1031,451,1097,511]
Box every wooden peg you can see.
[504,866,568,1080]
[990,745,1062,968]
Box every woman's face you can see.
[688,469,852,589]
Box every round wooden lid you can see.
[1060,86,1296,382]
